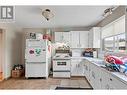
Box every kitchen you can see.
[0,5,127,90]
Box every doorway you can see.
[0,29,4,81]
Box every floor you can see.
[0,72,2,81]
[0,76,92,89]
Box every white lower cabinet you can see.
[83,60,90,81]
[109,75,127,89]
[101,70,112,89]
[101,71,127,89]
[71,59,84,76]
[89,64,102,89]
[83,59,127,89]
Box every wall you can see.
[0,23,22,79]
[0,30,2,73]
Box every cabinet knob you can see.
[100,78,102,82]
[110,78,112,81]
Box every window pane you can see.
[104,36,114,52]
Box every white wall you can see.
[0,23,22,79]
[0,30,2,73]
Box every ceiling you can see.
[15,6,112,28]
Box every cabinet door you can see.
[114,16,125,35]
[89,64,101,89]
[101,70,111,89]
[55,32,62,42]
[79,31,88,48]
[71,59,84,76]
[77,60,84,76]
[101,24,114,38]
[84,60,90,80]
[71,59,78,76]
[71,31,79,48]
[88,30,93,48]
[83,60,87,76]
[109,75,127,89]
[93,27,101,48]
[62,32,71,45]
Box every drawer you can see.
[53,71,71,78]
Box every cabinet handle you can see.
[100,78,102,82]
[92,71,95,79]
[86,66,88,70]
[110,78,112,81]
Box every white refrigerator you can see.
[25,39,51,78]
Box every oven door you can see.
[53,60,70,71]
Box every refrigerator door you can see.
[25,47,46,62]
[25,63,46,77]
[25,39,47,62]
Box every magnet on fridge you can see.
[35,48,41,55]
[29,50,34,54]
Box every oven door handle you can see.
[57,62,67,65]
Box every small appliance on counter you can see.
[82,48,97,57]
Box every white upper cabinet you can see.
[71,31,89,48]
[114,16,125,35]
[89,27,101,48]
[62,32,71,44]
[55,32,70,44]
[101,15,125,38]
[55,32,63,42]
[79,31,89,48]
[101,24,114,38]
[70,31,79,48]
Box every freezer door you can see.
[25,47,46,62]
[26,39,45,47]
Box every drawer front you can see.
[109,75,127,89]
[53,72,71,78]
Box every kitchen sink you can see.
[100,66,119,72]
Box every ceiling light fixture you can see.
[42,9,54,21]
[102,7,117,17]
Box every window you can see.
[103,33,126,53]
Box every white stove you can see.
[53,53,71,78]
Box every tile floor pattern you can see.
[0,76,92,89]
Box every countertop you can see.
[81,57,127,85]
